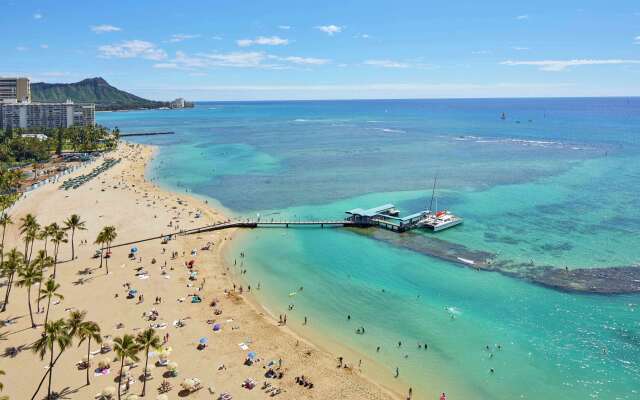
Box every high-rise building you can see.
[0,77,95,130]
[0,77,31,103]
[170,98,185,108]
[0,101,95,130]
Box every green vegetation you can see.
[32,77,192,111]
[0,125,119,165]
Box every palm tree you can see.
[77,321,102,385]
[67,309,86,336]
[63,214,86,260]
[0,368,7,400]
[32,319,71,399]
[19,214,39,265]
[16,262,42,328]
[0,248,22,312]
[96,226,117,274]
[136,328,161,396]
[49,225,67,279]
[0,214,13,264]
[31,250,53,314]
[39,279,64,327]
[94,231,106,269]
[114,334,140,400]
[30,310,86,400]
[41,223,58,257]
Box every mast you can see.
[429,174,438,213]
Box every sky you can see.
[1,0,640,100]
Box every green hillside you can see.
[31,77,171,111]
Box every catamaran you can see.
[419,175,463,231]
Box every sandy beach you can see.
[0,143,401,400]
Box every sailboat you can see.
[422,175,463,232]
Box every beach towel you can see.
[238,343,249,350]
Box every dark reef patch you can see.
[349,228,640,295]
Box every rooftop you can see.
[346,204,395,217]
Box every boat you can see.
[421,211,463,231]
[420,175,463,232]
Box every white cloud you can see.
[355,33,371,39]
[40,44,49,49]
[316,25,342,36]
[278,25,291,30]
[153,63,180,69]
[154,51,330,70]
[634,36,640,44]
[211,35,223,40]
[501,59,640,71]
[237,36,289,47]
[471,50,491,55]
[91,24,122,33]
[33,13,43,20]
[513,46,529,51]
[16,46,28,52]
[516,15,529,20]
[281,56,329,65]
[169,34,200,43]
[364,59,410,68]
[98,40,167,61]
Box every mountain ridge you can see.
[31,77,190,111]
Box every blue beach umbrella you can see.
[131,246,138,253]
[247,351,257,360]
[199,337,208,345]
[212,323,221,331]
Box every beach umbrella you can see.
[167,361,178,371]
[102,387,116,396]
[98,359,111,370]
[199,337,208,345]
[188,260,195,266]
[212,323,221,331]
[131,246,138,253]
[247,351,257,360]
[181,378,196,391]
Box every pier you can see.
[119,131,175,137]
[110,203,461,248]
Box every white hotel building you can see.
[0,77,95,130]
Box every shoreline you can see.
[0,142,402,400]
[145,143,407,399]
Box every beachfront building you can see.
[0,77,31,103]
[170,98,186,108]
[0,100,96,130]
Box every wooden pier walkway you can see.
[109,219,360,249]
[119,131,175,137]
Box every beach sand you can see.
[0,143,400,400]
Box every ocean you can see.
[99,98,640,400]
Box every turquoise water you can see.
[99,99,640,399]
